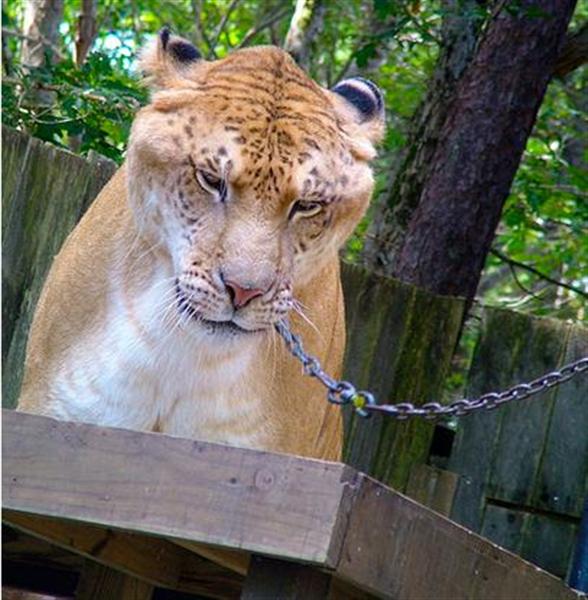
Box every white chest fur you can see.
[45,264,271,448]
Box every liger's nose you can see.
[224,279,265,309]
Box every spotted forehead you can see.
[155,49,354,203]
[202,62,345,162]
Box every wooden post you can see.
[4,511,244,597]
[241,556,331,599]
[75,561,153,600]
[341,262,465,492]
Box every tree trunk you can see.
[365,0,576,302]
[75,0,97,67]
[21,0,64,68]
[283,0,325,70]
[362,0,484,271]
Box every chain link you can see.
[275,320,588,420]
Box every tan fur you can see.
[18,39,383,462]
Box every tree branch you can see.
[490,248,587,299]
[190,0,215,58]
[210,0,242,54]
[283,0,325,69]
[505,260,544,301]
[553,22,588,78]
[2,27,64,61]
[75,0,97,66]
[238,7,291,49]
[21,0,64,67]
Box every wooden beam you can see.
[75,560,153,600]
[172,540,250,576]
[3,410,583,599]
[241,556,332,599]
[337,475,583,599]
[4,511,243,597]
[3,410,352,567]
[3,524,83,573]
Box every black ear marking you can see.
[169,40,201,63]
[159,27,200,64]
[160,27,171,51]
[332,77,384,121]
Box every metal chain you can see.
[275,320,588,420]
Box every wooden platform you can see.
[3,409,584,599]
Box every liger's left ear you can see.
[139,27,202,89]
[330,77,385,159]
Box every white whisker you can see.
[291,298,322,338]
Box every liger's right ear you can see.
[329,77,385,160]
[139,28,202,89]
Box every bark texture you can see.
[365,0,576,301]
[75,0,97,66]
[21,0,64,67]
[362,0,484,270]
[283,0,325,70]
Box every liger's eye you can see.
[196,169,223,195]
[289,200,323,220]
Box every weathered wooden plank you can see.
[337,475,582,600]
[1,126,116,408]
[449,308,587,580]
[486,312,570,507]
[75,560,153,600]
[4,410,581,599]
[241,556,332,599]
[520,514,579,580]
[533,323,588,517]
[4,511,243,597]
[341,263,465,492]
[2,409,352,566]
[405,464,458,516]
[2,129,34,369]
[449,308,547,531]
[480,503,526,555]
[327,579,378,600]
[342,263,416,475]
[3,524,84,573]
[1,127,31,241]
[172,540,250,576]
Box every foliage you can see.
[481,71,588,321]
[2,54,146,161]
[1,0,586,320]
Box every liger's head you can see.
[127,29,385,336]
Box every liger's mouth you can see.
[175,285,262,335]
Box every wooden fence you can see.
[2,126,116,407]
[2,126,587,597]
[449,307,587,580]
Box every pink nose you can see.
[225,279,264,309]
